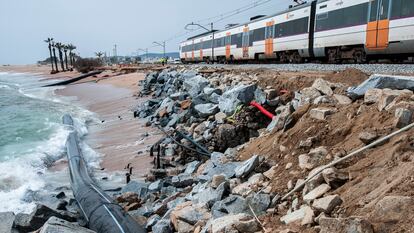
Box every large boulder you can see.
[321,168,349,189]
[193,182,230,207]
[171,174,195,188]
[319,217,374,233]
[116,192,141,205]
[152,219,173,233]
[370,196,413,223]
[234,155,260,178]
[194,103,219,118]
[14,204,77,232]
[183,75,209,97]
[0,212,15,233]
[312,78,333,96]
[211,195,249,217]
[211,213,260,233]
[215,124,242,151]
[394,108,413,128]
[170,202,211,233]
[303,184,331,203]
[39,217,95,233]
[348,74,414,98]
[246,193,271,216]
[218,84,257,115]
[280,205,313,225]
[121,181,149,196]
[310,108,334,120]
[312,195,343,214]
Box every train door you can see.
[265,21,275,57]
[191,40,195,60]
[242,27,250,58]
[225,33,231,60]
[366,0,390,50]
[200,40,203,59]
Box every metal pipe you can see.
[282,121,414,200]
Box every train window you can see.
[274,17,309,38]
[249,31,254,46]
[316,3,368,31]
[231,34,238,45]
[391,0,414,19]
[380,0,390,20]
[238,33,243,47]
[370,0,379,21]
[317,13,328,20]
[253,27,265,42]
[203,40,212,49]
[226,35,232,45]
[214,37,224,47]
[242,31,250,47]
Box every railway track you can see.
[183,63,414,75]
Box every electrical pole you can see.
[211,22,215,63]
[113,44,118,64]
[138,48,149,62]
[153,41,166,59]
[185,22,216,63]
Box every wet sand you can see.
[57,72,161,179]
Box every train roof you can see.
[186,30,219,41]
[182,0,315,43]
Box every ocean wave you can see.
[0,84,12,90]
[0,72,102,214]
[0,122,71,214]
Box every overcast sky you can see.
[0,0,292,64]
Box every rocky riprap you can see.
[3,67,414,233]
[127,67,414,233]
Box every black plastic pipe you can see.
[63,114,146,233]
[43,71,102,87]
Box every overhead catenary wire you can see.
[282,121,414,201]
[144,0,277,50]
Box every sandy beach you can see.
[56,72,162,179]
[1,64,161,179]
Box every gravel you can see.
[189,63,414,75]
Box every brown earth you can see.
[234,69,413,232]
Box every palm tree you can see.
[67,44,76,67]
[63,44,69,71]
[51,42,59,72]
[55,42,65,71]
[44,38,55,73]
[95,52,104,59]
[95,52,104,65]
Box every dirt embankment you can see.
[236,69,414,232]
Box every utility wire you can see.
[145,0,276,50]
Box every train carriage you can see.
[179,0,414,63]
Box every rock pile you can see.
[133,68,414,232]
[135,68,276,167]
[116,152,274,233]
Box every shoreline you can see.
[0,64,162,179]
[56,72,161,180]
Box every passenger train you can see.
[179,0,414,63]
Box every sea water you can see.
[0,71,100,214]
